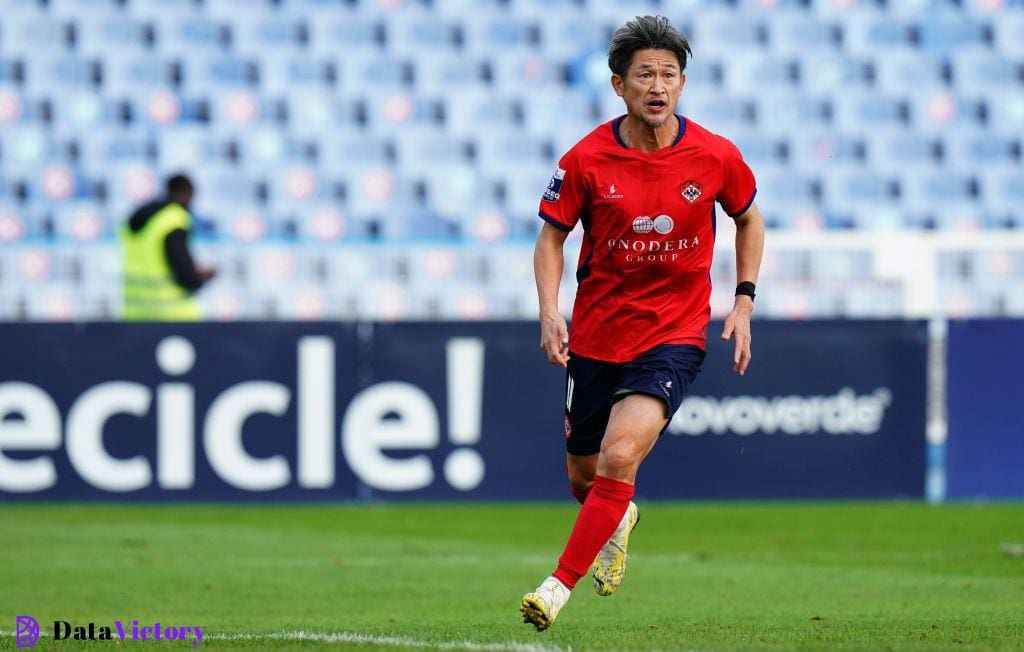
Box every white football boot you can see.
[592,500,639,596]
[520,576,570,631]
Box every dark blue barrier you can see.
[946,320,1024,499]
[0,321,927,500]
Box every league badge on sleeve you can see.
[543,167,566,202]
[681,180,702,204]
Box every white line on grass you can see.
[1,629,567,652]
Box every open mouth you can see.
[646,99,667,111]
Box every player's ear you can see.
[678,73,686,96]
[611,74,624,97]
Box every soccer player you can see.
[520,16,765,630]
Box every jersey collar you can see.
[611,114,686,153]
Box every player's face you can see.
[612,49,685,128]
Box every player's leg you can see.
[553,394,664,595]
[521,353,614,631]
[588,394,664,595]
[567,453,597,504]
[590,344,707,595]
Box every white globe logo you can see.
[653,214,674,234]
[632,215,654,234]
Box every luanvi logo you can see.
[13,617,204,647]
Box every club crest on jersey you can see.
[543,167,566,202]
[681,180,703,204]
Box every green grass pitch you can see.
[2,502,1023,650]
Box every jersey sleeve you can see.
[538,149,587,232]
[716,139,757,218]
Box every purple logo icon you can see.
[16,616,40,648]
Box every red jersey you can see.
[539,115,757,363]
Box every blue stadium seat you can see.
[491,53,567,91]
[233,18,308,58]
[983,168,1024,211]
[262,163,327,212]
[48,0,120,18]
[692,13,766,57]
[0,128,61,175]
[822,171,901,208]
[446,91,521,135]
[156,127,231,170]
[462,15,539,56]
[844,16,915,54]
[538,13,608,59]
[388,16,461,55]
[874,53,948,92]
[128,0,200,21]
[203,0,276,20]
[46,92,120,131]
[988,92,1024,132]
[474,132,551,176]
[799,56,874,92]
[75,128,154,171]
[902,171,979,211]
[308,16,385,56]
[282,92,363,135]
[909,93,986,132]
[769,16,842,54]
[317,130,393,172]
[23,56,100,93]
[729,133,790,167]
[502,166,552,222]
[952,53,1022,92]
[362,94,442,133]
[1,15,71,57]
[393,132,468,176]
[993,13,1024,57]
[235,130,312,170]
[723,54,799,93]
[74,15,152,57]
[944,134,1020,167]
[258,56,335,95]
[414,56,489,92]
[54,201,111,243]
[865,132,942,171]
[680,91,757,130]
[756,94,833,132]
[917,17,993,53]
[103,56,177,95]
[833,93,910,131]
[790,132,867,170]
[338,55,412,92]
[180,55,258,94]
[208,90,273,129]
[152,16,229,57]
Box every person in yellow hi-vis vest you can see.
[122,174,216,321]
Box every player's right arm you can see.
[534,223,571,367]
[534,149,587,368]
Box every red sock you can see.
[569,484,590,505]
[552,475,634,590]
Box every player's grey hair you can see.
[608,16,692,77]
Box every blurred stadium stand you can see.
[1,0,1022,321]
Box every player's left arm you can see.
[721,201,765,376]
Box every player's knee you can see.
[598,441,641,476]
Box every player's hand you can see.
[721,297,753,376]
[539,312,570,368]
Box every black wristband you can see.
[736,281,756,300]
